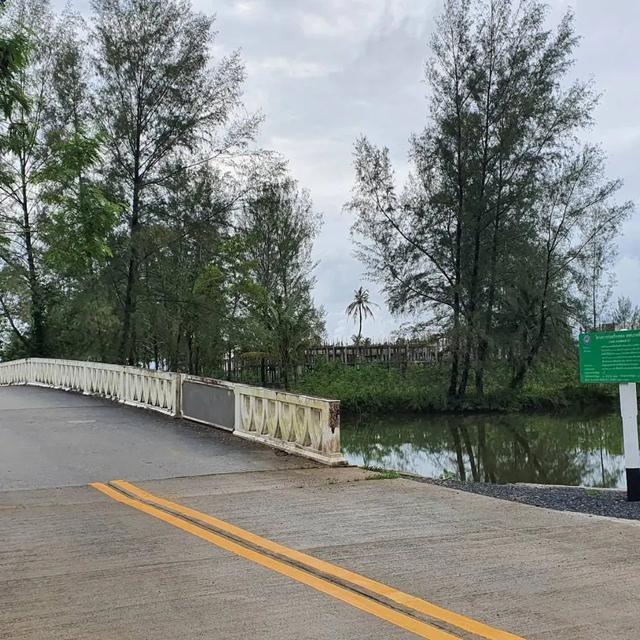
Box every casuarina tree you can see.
[347,0,632,406]
[92,0,259,363]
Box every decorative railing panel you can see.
[0,358,178,416]
[0,358,30,386]
[233,385,342,465]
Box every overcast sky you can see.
[56,0,640,341]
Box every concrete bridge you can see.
[2,361,640,639]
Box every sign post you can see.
[579,330,640,502]
[619,383,640,501]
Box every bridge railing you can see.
[0,358,343,465]
[233,383,342,465]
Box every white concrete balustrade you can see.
[234,384,342,465]
[0,358,179,415]
[0,358,343,465]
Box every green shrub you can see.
[293,359,616,415]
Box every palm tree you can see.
[346,287,377,343]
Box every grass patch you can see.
[363,467,401,480]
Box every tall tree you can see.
[0,3,29,354]
[136,163,236,373]
[0,0,54,356]
[347,0,632,405]
[507,145,630,388]
[38,13,120,359]
[241,176,324,389]
[92,0,259,363]
[0,3,29,118]
[575,210,617,331]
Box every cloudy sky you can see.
[56,0,640,341]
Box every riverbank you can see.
[417,478,640,521]
[294,360,617,415]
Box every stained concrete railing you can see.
[234,384,342,465]
[0,358,343,465]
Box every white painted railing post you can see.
[174,372,182,417]
[119,366,126,403]
[234,387,242,431]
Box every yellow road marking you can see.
[90,482,458,640]
[112,479,524,640]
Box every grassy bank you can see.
[293,360,617,415]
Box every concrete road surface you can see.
[2,385,640,639]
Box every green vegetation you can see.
[364,470,401,480]
[347,0,632,409]
[294,360,616,415]
[0,0,323,385]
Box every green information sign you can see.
[579,330,640,383]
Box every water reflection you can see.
[341,412,626,488]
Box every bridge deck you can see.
[0,386,311,491]
[2,386,640,639]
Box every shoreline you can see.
[409,476,640,521]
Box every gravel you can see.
[414,477,640,521]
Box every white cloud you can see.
[614,255,640,305]
[299,13,335,38]
[298,1,436,41]
[229,0,264,19]
[597,125,640,155]
[249,56,338,80]
[266,135,354,201]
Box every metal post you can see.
[619,382,640,501]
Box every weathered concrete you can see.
[0,386,312,491]
[1,467,640,639]
[3,386,640,639]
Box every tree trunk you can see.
[459,51,494,402]
[451,426,466,481]
[458,205,484,400]
[448,53,466,408]
[119,121,142,364]
[460,425,479,481]
[447,176,463,405]
[20,158,45,356]
[119,195,139,363]
[476,171,504,397]
[187,331,194,374]
[510,258,551,389]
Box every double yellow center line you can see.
[90,480,524,640]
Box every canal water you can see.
[341,411,628,488]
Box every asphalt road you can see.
[2,385,640,639]
[0,385,311,491]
